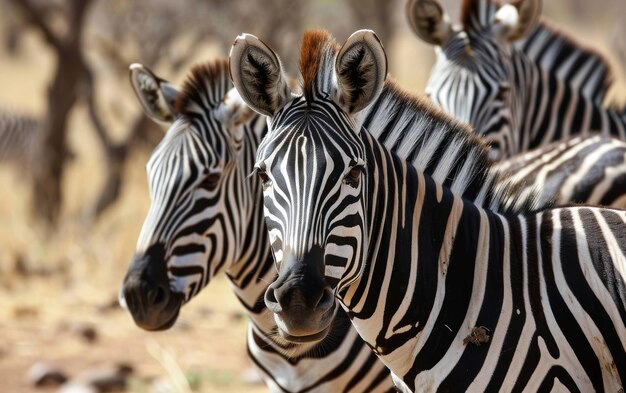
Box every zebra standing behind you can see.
[120,59,395,392]
[494,135,626,208]
[229,29,626,392]
[407,0,626,160]
[0,107,39,170]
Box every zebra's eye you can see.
[204,172,221,188]
[257,170,270,185]
[343,167,363,188]
[495,85,510,101]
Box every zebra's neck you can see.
[342,131,514,390]
[512,51,626,151]
[516,21,613,103]
[221,114,276,315]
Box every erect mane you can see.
[362,77,543,214]
[461,0,614,101]
[175,58,232,114]
[299,30,340,104]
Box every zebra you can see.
[229,29,626,392]
[120,59,396,392]
[0,107,39,169]
[494,135,626,209]
[406,0,626,160]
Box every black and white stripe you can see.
[494,135,626,209]
[0,107,38,168]
[230,29,626,392]
[408,0,626,160]
[124,60,395,392]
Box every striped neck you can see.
[511,49,626,151]
[342,130,512,390]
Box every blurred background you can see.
[0,0,624,392]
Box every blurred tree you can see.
[0,1,26,55]
[83,0,305,216]
[84,0,220,217]
[9,0,94,226]
[345,0,397,46]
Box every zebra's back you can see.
[496,135,626,208]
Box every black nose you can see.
[264,246,334,315]
[265,281,334,313]
[122,272,171,313]
[121,244,181,330]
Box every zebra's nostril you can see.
[264,286,282,313]
[316,287,335,311]
[152,285,169,308]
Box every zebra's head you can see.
[230,30,387,342]
[407,0,541,159]
[121,60,262,331]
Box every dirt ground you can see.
[0,4,624,393]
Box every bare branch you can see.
[8,0,60,48]
[83,67,113,150]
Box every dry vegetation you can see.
[0,0,624,392]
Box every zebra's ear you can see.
[406,0,455,46]
[215,88,254,151]
[129,63,181,124]
[334,30,388,115]
[229,33,291,117]
[216,88,255,128]
[494,0,542,42]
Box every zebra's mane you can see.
[461,0,614,102]
[299,30,339,104]
[365,78,542,214]
[297,30,541,214]
[175,59,232,114]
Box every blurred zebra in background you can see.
[407,0,626,160]
[0,107,38,169]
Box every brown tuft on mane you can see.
[299,30,339,103]
[175,59,230,114]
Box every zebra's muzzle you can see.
[276,324,333,343]
[264,246,337,343]
[121,243,185,331]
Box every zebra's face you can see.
[230,30,387,342]
[257,99,369,342]
[407,0,541,159]
[121,62,260,331]
[425,33,514,159]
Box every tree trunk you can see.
[32,43,85,224]
[91,113,157,216]
[11,0,93,227]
